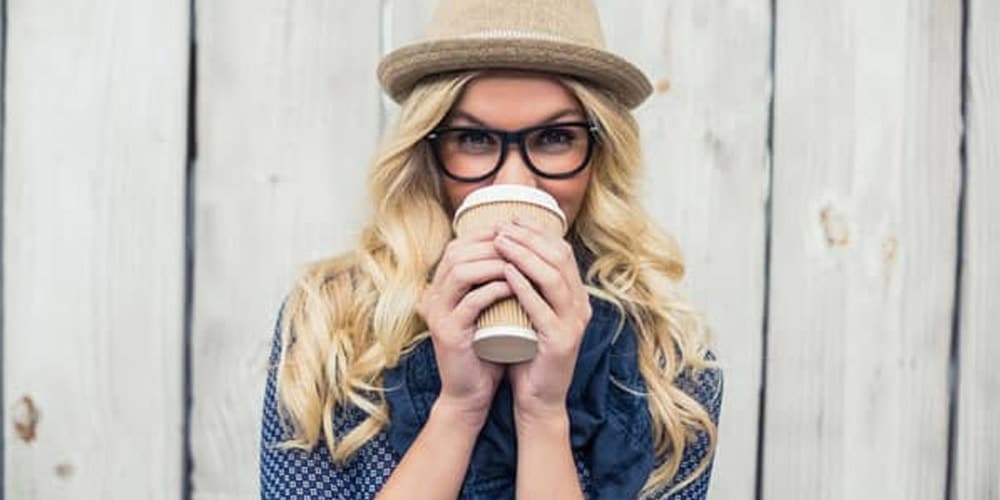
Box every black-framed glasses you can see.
[424,120,600,183]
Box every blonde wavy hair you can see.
[273,70,720,497]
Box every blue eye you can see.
[531,127,579,152]
[457,130,496,146]
[442,130,499,155]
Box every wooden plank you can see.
[1,1,6,494]
[380,0,436,127]
[594,2,771,498]
[1,2,6,494]
[765,0,962,498]
[191,1,382,497]
[2,0,188,498]
[954,0,1000,497]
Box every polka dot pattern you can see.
[260,307,723,499]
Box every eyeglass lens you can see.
[434,124,591,179]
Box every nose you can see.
[492,142,538,187]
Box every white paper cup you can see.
[452,185,567,363]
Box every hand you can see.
[416,225,511,425]
[493,215,593,422]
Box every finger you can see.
[438,240,500,273]
[510,214,569,253]
[453,280,514,327]
[432,236,503,285]
[455,225,501,243]
[501,220,583,288]
[441,259,509,309]
[503,263,558,334]
[494,233,571,314]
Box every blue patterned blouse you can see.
[260,299,723,499]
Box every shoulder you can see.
[674,349,723,423]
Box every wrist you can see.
[431,395,490,433]
[514,403,570,438]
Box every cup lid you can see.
[453,185,567,232]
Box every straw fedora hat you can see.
[376,0,654,110]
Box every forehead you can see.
[448,71,584,127]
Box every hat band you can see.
[451,29,582,45]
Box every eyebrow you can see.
[446,108,584,127]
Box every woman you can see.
[260,1,722,498]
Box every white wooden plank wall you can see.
[381,1,436,126]
[191,2,381,498]
[955,0,1000,498]
[765,0,962,498]
[593,2,771,498]
[2,0,188,498]
[3,1,999,499]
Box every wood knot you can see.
[819,205,850,247]
[883,236,898,267]
[55,463,75,479]
[13,395,39,443]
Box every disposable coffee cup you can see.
[452,185,567,363]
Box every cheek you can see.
[442,181,481,217]
[543,175,591,226]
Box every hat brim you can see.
[377,38,654,110]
